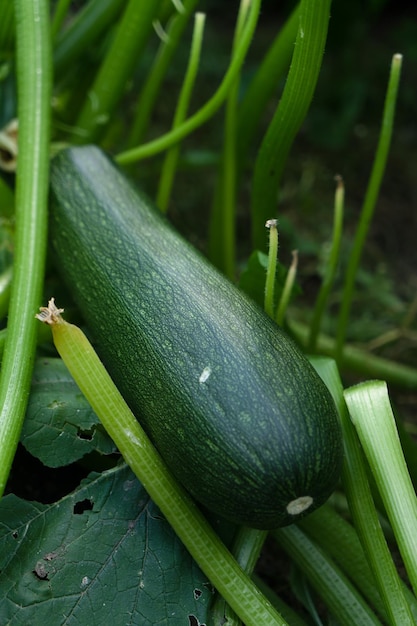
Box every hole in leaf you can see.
[12,531,18,539]
[73,498,93,515]
[77,427,95,441]
[193,588,202,600]
[188,616,205,626]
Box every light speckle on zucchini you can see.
[286,496,314,516]
[199,366,212,384]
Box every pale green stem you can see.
[312,358,416,626]
[236,3,300,173]
[127,0,200,148]
[345,381,417,598]
[264,219,279,318]
[215,0,251,278]
[274,525,382,626]
[300,504,417,623]
[275,250,298,326]
[336,54,402,360]
[115,0,261,165]
[0,0,51,496]
[156,12,205,213]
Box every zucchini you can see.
[49,146,342,529]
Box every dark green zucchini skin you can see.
[49,146,342,529]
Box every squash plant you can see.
[0,1,417,624]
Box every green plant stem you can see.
[264,219,279,318]
[289,318,417,389]
[336,54,402,360]
[308,176,344,351]
[250,0,331,251]
[156,12,205,213]
[299,505,384,620]
[300,504,417,623]
[345,381,417,598]
[212,526,268,625]
[0,0,51,497]
[115,0,262,165]
[275,250,298,325]
[251,574,309,626]
[72,0,163,144]
[127,0,200,148]
[50,0,72,41]
[312,358,416,626]
[53,0,126,76]
[236,3,300,172]
[273,525,382,626]
[208,0,250,279]
[36,301,287,626]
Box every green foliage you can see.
[0,0,416,623]
[0,463,212,625]
[21,358,116,467]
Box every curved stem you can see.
[0,0,51,496]
[236,3,300,173]
[335,54,402,360]
[127,0,200,148]
[312,359,416,626]
[211,526,268,626]
[289,318,417,389]
[156,12,205,212]
[250,0,331,250]
[208,0,250,278]
[115,0,262,165]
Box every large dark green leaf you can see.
[0,463,212,625]
[21,358,116,467]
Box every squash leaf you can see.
[0,463,212,625]
[21,358,116,467]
